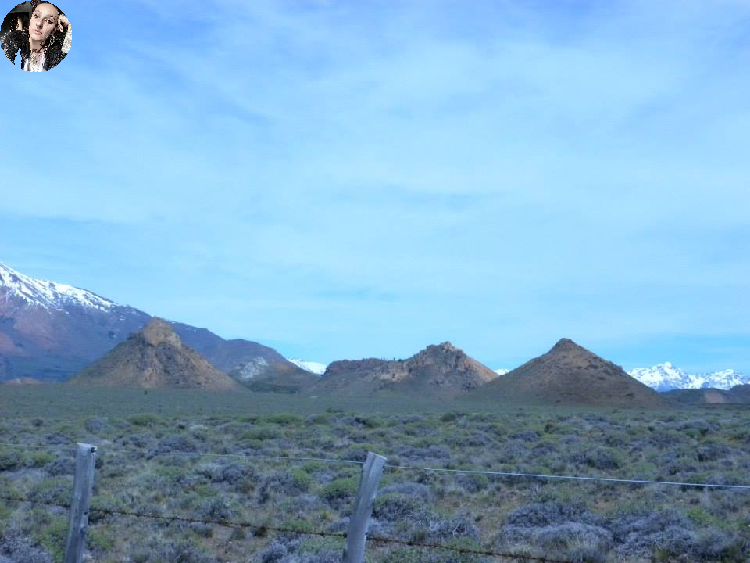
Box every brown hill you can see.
[313,342,498,398]
[68,319,241,391]
[475,338,668,407]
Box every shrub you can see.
[131,540,213,563]
[609,508,701,561]
[0,530,53,563]
[456,473,490,493]
[197,496,233,521]
[153,435,197,454]
[258,470,314,504]
[128,413,164,427]
[84,418,108,434]
[266,414,303,425]
[0,450,22,472]
[579,448,622,471]
[45,457,74,476]
[505,502,601,528]
[373,494,429,522]
[416,513,480,543]
[379,482,434,501]
[535,523,612,560]
[28,452,55,468]
[321,477,358,504]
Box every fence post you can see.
[64,443,97,563]
[342,451,387,563]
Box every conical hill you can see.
[69,319,241,390]
[475,338,668,407]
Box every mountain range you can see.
[0,262,314,389]
[627,363,749,391]
[2,262,746,404]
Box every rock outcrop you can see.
[314,342,498,398]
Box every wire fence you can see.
[2,440,750,562]
[93,445,750,490]
[0,491,574,562]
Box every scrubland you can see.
[0,387,749,562]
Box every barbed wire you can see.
[0,441,74,452]
[3,439,750,491]
[0,492,70,511]
[383,463,750,490]
[0,491,573,563]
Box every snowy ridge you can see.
[628,362,749,391]
[289,359,327,375]
[495,368,510,375]
[0,263,116,311]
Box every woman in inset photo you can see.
[1,0,71,71]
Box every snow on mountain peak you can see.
[628,362,749,391]
[495,368,510,375]
[0,262,116,311]
[289,359,327,376]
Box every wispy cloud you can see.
[1,0,748,370]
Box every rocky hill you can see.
[475,338,668,407]
[0,262,311,387]
[69,319,241,390]
[313,342,498,398]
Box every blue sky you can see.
[1,0,748,373]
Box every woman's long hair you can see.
[30,0,66,70]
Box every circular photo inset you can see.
[1,1,71,72]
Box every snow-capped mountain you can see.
[0,263,116,311]
[628,363,749,391]
[495,368,510,375]
[0,262,311,384]
[289,359,327,376]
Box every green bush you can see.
[265,413,303,425]
[291,468,314,492]
[127,413,164,427]
[0,448,24,471]
[321,477,358,501]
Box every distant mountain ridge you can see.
[628,362,749,391]
[0,262,310,386]
[665,385,750,405]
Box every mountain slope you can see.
[0,262,309,387]
[313,342,498,398]
[476,339,668,407]
[69,319,241,390]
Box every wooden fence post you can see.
[342,451,387,563]
[64,443,97,563]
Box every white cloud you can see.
[1,0,748,368]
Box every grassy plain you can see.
[1,385,749,562]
